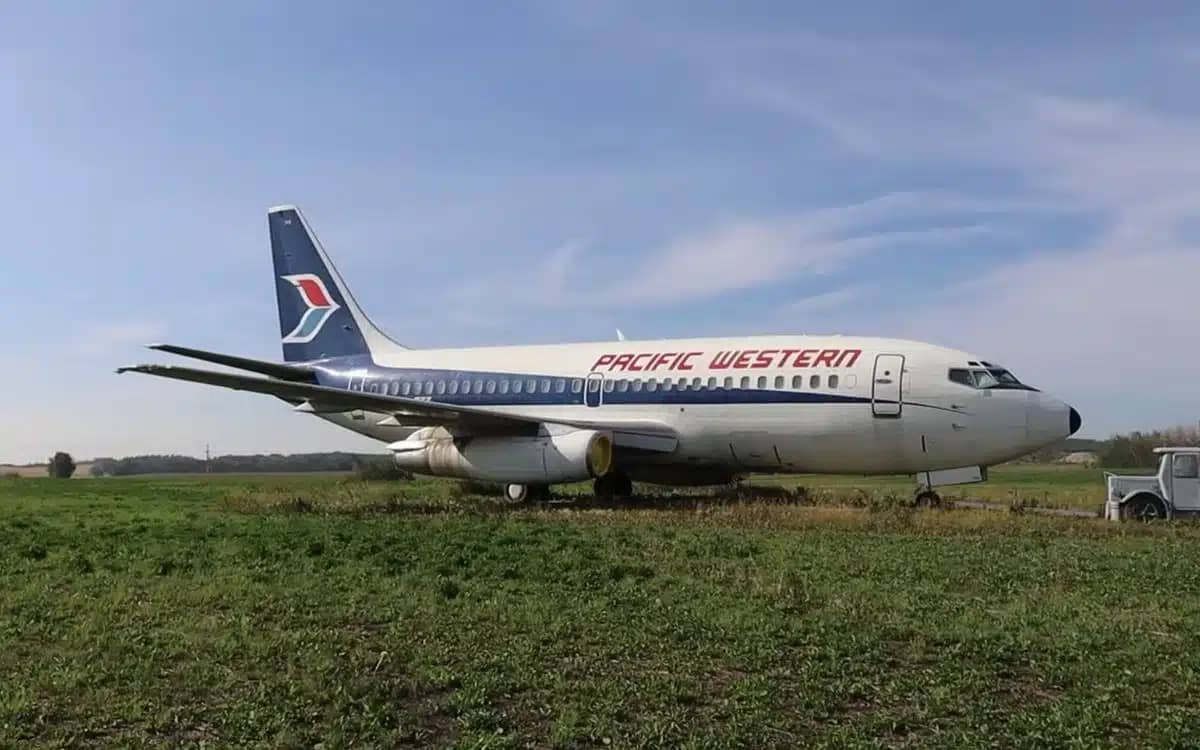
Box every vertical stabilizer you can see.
[267,205,407,362]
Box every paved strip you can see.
[951,499,1100,518]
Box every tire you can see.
[1123,493,1168,521]
[593,475,615,501]
[504,483,530,504]
[913,490,941,508]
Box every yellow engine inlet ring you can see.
[588,433,613,478]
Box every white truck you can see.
[1105,447,1200,520]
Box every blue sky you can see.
[3,2,1199,461]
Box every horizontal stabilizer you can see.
[149,344,314,381]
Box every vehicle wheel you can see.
[913,490,941,508]
[1123,494,1168,521]
[528,484,552,505]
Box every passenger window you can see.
[486,380,496,394]
[829,375,839,389]
[571,379,583,393]
[423,381,434,396]
[756,376,767,389]
[461,380,471,395]
[448,380,459,395]
[707,377,716,389]
[539,379,549,393]
[554,378,566,393]
[603,379,614,393]
[792,375,803,389]
[433,381,444,395]
[401,381,411,396]
[525,379,535,393]
[774,375,784,389]
[513,379,523,394]
[693,378,702,390]
[617,379,629,392]
[1174,454,1199,479]
[499,380,510,394]
[662,378,673,391]
[632,379,643,392]
[723,377,733,389]
[646,379,658,391]
[740,376,750,389]
[810,375,820,389]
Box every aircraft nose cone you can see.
[1068,407,1082,436]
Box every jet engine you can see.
[390,427,612,483]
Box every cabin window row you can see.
[364,373,856,396]
[602,374,852,392]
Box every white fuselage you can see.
[312,334,1074,480]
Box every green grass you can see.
[3,470,1199,748]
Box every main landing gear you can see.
[504,483,550,504]
[593,472,634,501]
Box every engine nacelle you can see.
[390,427,613,483]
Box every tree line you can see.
[88,452,386,476]
[1098,425,1200,468]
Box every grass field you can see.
[3,468,1199,748]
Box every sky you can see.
[3,2,1200,462]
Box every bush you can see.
[47,452,76,479]
[352,456,412,481]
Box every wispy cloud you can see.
[782,285,871,315]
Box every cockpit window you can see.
[989,368,1021,385]
[949,367,1034,390]
[972,370,999,388]
[948,369,974,387]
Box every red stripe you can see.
[295,278,332,307]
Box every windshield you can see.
[948,367,1034,390]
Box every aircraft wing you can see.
[117,364,678,451]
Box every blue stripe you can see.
[310,358,880,408]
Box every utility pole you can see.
[205,443,211,474]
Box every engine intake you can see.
[390,427,612,483]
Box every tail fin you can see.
[267,205,407,363]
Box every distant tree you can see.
[47,452,76,479]
[1100,425,1200,468]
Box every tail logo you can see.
[280,274,341,343]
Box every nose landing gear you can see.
[913,489,942,507]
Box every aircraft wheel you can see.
[505,483,551,504]
[615,473,634,498]
[913,490,941,508]
[593,474,616,501]
[594,472,633,501]
[504,483,531,504]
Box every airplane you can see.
[119,205,1082,504]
